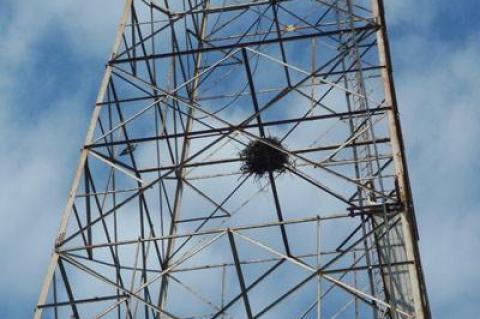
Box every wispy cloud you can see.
[386,3,480,313]
[0,1,120,316]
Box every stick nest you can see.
[240,137,290,177]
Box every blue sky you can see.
[0,0,479,318]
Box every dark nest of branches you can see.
[240,137,290,177]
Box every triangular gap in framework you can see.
[60,155,148,251]
[90,75,169,152]
[161,231,254,318]
[39,257,135,319]
[164,173,254,252]
[229,228,320,317]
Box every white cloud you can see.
[0,104,86,316]
[0,0,121,309]
[384,0,436,28]
[0,0,121,66]
[392,29,480,317]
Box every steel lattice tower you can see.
[34,1,431,318]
